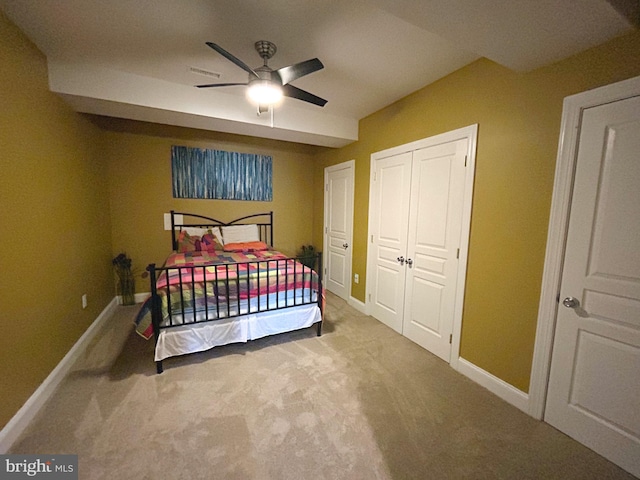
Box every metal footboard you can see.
[148,252,323,373]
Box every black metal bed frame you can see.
[147,211,323,373]
[169,210,275,252]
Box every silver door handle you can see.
[397,256,405,265]
[562,297,579,309]
[343,243,349,249]
[406,258,413,267]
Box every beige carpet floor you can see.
[10,293,636,479]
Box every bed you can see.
[135,210,323,373]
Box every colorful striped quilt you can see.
[135,250,319,339]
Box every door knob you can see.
[342,243,349,249]
[406,258,413,267]
[562,297,579,309]
[397,256,405,265]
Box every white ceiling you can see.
[1,0,636,147]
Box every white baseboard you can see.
[116,292,150,305]
[0,298,118,453]
[348,295,367,314]
[456,357,530,414]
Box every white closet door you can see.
[367,125,476,363]
[368,152,412,333]
[403,139,467,361]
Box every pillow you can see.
[176,230,201,252]
[177,229,225,253]
[180,226,223,238]
[221,224,260,244]
[223,241,269,253]
[181,226,209,237]
[201,231,224,252]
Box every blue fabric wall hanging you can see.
[172,145,273,201]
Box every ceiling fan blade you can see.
[206,42,259,78]
[282,84,327,107]
[276,58,324,85]
[196,82,248,89]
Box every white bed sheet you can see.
[155,303,321,361]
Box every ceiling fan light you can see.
[247,81,283,105]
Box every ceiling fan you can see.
[196,40,327,109]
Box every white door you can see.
[403,139,467,362]
[368,152,412,333]
[545,95,640,477]
[324,161,354,301]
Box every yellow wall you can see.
[313,30,640,392]
[0,13,114,429]
[95,118,324,288]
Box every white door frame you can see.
[366,124,478,369]
[323,159,355,301]
[528,75,640,419]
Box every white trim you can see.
[348,295,367,315]
[0,298,118,453]
[323,159,355,302]
[116,292,150,305]
[457,357,530,414]
[368,125,477,160]
[366,125,478,368]
[528,75,640,420]
[135,292,150,303]
[449,125,478,371]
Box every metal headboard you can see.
[170,210,274,251]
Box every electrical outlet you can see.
[354,273,359,284]
[82,294,88,309]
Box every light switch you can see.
[164,213,184,230]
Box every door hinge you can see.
[325,183,329,191]
[456,248,460,259]
[368,293,372,301]
[371,235,374,243]
[373,171,377,181]
[464,155,468,167]
[449,334,452,344]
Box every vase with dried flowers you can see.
[297,244,317,270]
[112,252,136,305]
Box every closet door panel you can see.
[369,152,412,333]
[415,155,450,249]
[403,139,467,361]
[408,277,444,333]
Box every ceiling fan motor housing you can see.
[255,40,277,61]
[251,65,279,83]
